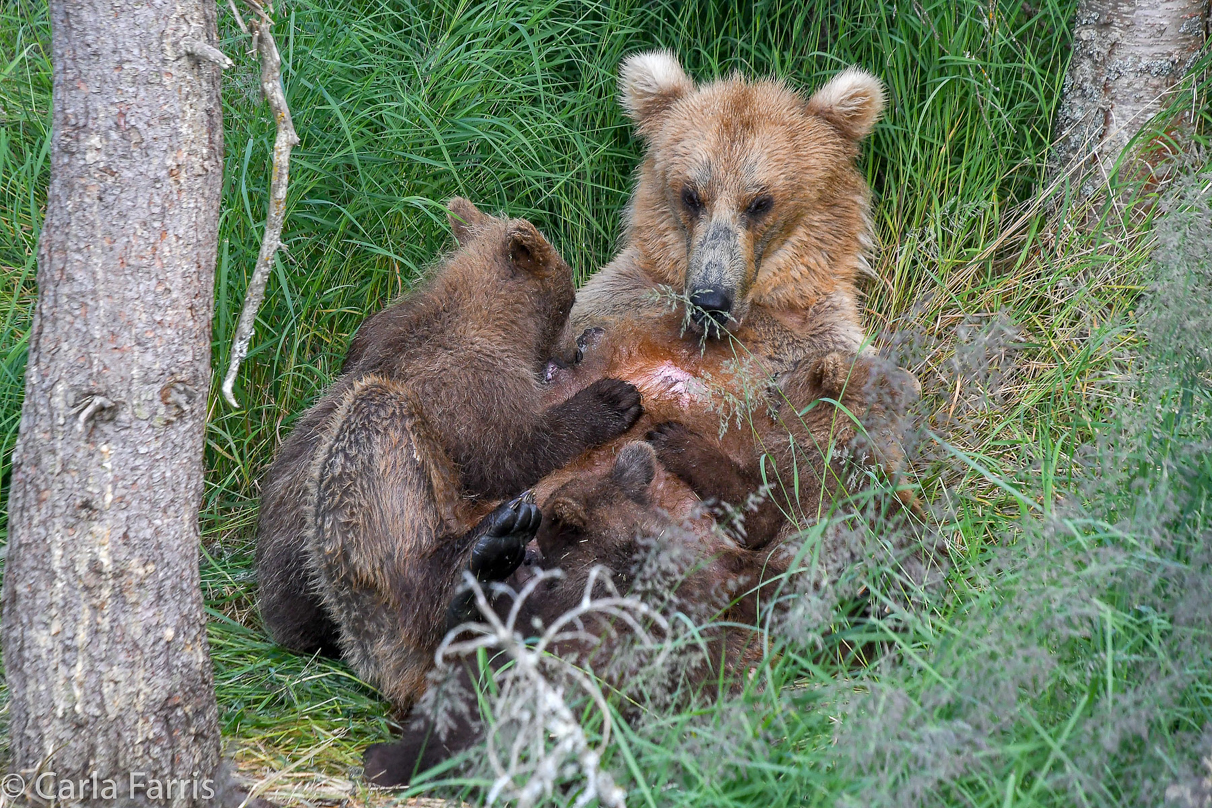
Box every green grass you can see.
[2,0,1210,804]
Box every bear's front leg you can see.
[645,421,754,504]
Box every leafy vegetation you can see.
[2,0,1209,804]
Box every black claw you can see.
[498,510,518,534]
[524,504,542,533]
[646,421,684,450]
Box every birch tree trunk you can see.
[1,0,227,803]
[1053,0,1208,196]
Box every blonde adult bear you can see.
[538,52,914,527]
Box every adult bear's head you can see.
[619,51,884,337]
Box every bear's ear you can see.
[619,50,692,136]
[805,67,885,141]
[506,220,556,274]
[611,441,657,505]
[548,497,588,531]
[447,198,488,246]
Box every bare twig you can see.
[437,568,672,808]
[226,0,250,36]
[221,1,298,408]
[75,394,115,433]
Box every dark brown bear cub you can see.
[647,350,921,551]
[363,441,767,786]
[255,199,642,708]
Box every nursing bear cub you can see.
[255,199,641,708]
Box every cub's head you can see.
[535,442,666,586]
[512,442,748,645]
[522,442,723,613]
[619,52,885,335]
[444,198,577,362]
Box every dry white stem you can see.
[182,38,233,69]
[436,569,671,808]
[227,0,250,35]
[221,4,299,408]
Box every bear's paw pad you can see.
[469,496,541,582]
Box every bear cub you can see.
[255,199,642,708]
[363,441,762,787]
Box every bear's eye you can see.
[746,194,774,218]
[681,186,704,216]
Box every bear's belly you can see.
[599,323,778,425]
[533,310,794,506]
[625,359,708,412]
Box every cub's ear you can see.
[611,441,657,505]
[776,352,856,413]
[447,197,488,246]
[548,497,588,531]
[805,67,885,141]
[619,50,692,136]
[506,220,558,274]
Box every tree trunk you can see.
[1,0,226,803]
[1052,0,1208,196]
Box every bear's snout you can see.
[685,218,747,334]
[688,286,734,330]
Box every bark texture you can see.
[1053,0,1208,195]
[1,0,226,803]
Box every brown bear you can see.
[572,50,884,358]
[646,351,900,549]
[255,199,642,708]
[362,440,767,787]
[358,54,926,786]
[522,52,915,533]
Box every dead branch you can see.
[437,568,672,808]
[221,0,299,408]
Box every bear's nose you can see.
[689,287,734,329]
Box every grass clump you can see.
[2,0,1211,803]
